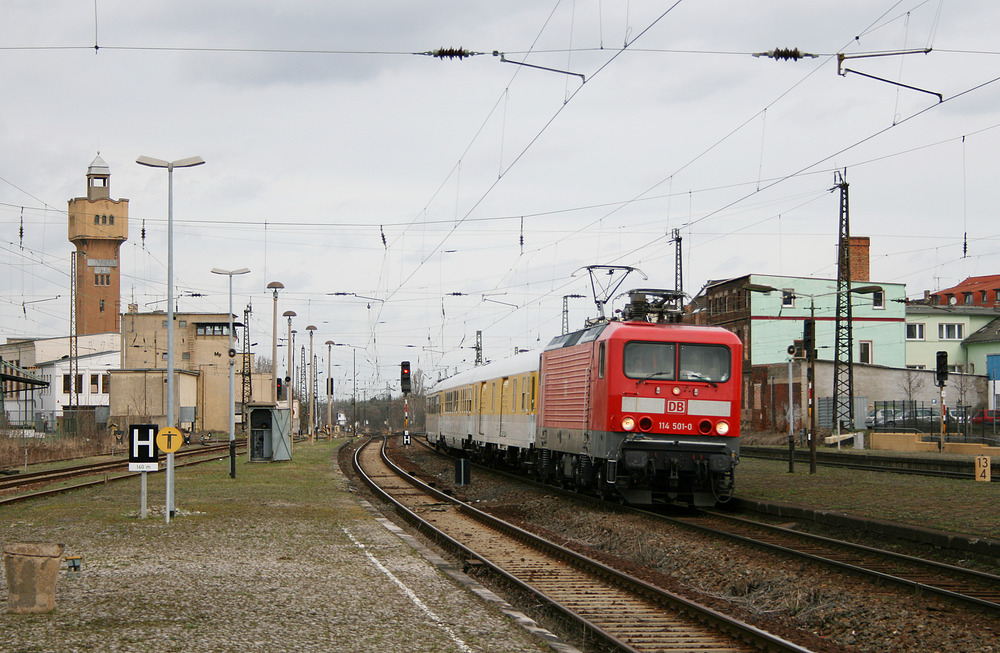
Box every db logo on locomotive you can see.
[666,400,686,413]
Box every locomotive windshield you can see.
[623,341,730,383]
[623,342,675,380]
[678,344,730,383]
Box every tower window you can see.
[109,215,114,225]
[94,215,100,225]
[95,274,111,286]
[100,299,105,312]
[101,215,107,225]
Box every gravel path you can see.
[0,442,554,653]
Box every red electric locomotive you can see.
[426,288,743,506]
[537,313,742,506]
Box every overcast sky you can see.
[2,1,999,395]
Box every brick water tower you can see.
[68,155,129,335]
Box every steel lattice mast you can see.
[833,170,854,431]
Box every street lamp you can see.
[267,282,284,403]
[211,267,250,479]
[306,325,317,442]
[137,154,205,524]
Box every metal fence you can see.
[869,400,999,446]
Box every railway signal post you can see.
[937,351,948,451]
[401,361,411,445]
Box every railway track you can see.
[0,441,244,506]
[740,446,997,482]
[409,435,1000,616]
[664,510,1000,615]
[354,435,811,653]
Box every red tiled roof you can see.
[929,274,1000,305]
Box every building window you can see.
[108,215,114,225]
[871,290,885,309]
[781,290,795,308]
[859,341,873,364]
[182,352,190,360]
[102,374,111,393]
[905,323,925,340]
[938,323,965,340]
[963,292,974,305]
[93,215,100,225]
[90,374,99,393]
[995,289,1000,303]
[62,374,83,394]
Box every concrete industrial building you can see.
[110,309,271,434]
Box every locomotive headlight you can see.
[716,420,730,435]
[621,416,636,431]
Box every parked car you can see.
[902,407,942,424]
[947,408,969,424]
[970,409,998,425]
[865,408,900,428]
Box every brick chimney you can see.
[848,236,870,282]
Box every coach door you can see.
[499,377,512,438]
[477,382,487,435]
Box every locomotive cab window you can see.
[623,342,675,380]
[678,344,731,383]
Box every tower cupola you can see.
[87,154,111,200]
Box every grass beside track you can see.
[0,438,363,525]
[736,456,1000,541]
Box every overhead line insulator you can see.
[422,47,480,60]
[753,47,818,61]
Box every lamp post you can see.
[267,282,284,403]
[211,267,250,479]
[136,154,205,524]
[325,341,334,434]
[282,311,296,406]
[306,325,317,442]
[744,282,882,473]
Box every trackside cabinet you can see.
[248,405,291,462]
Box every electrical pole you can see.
[671,228,683,297]
[833,169,855,434]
